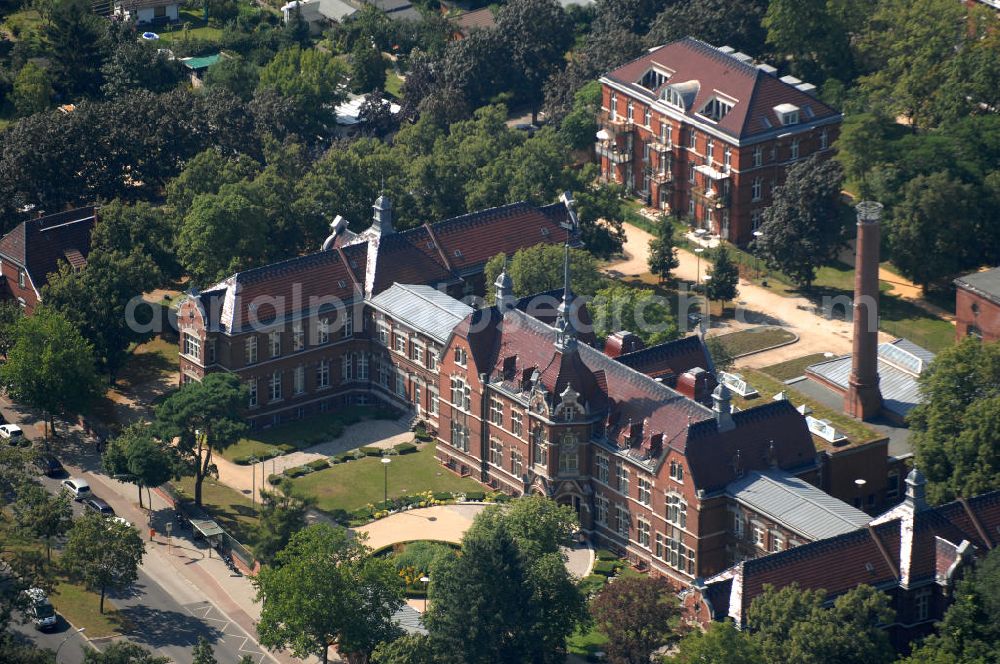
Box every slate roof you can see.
[370,283,473,344]
[727,470,871,541]
[601,37,840,142]
[616,334,714,386]
[806,338,935,419]
[0,207,96,294]
[955,266,1000,306]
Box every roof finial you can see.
[554,242,578,352]
[495,256,514,311]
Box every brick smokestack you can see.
[845,201,883,420]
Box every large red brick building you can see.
[597,38,842,245]
[954,267,1000,342]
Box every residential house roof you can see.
[181,54,223,71]
[0,206,96,296]
[954,266,1000,307]
[117,0,177,10]
[601,37,840,143]
[453,7,495,36]
[727,469,871,541]
[370,283,473,344]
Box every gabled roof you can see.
[601,37,840,142]
[955,266,1000,306]
[453,7,495,35]
[727,470,871,541]
[0,206,96,294]
[370,283,473,344]
[616,334,713,384]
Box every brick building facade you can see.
[954,267,1000,342]
[597,38,841,245]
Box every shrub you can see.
[432,492,453,502]
[267,474,282,485]
[327,421,345,439]
[277,443,297,454]
[359,446,382,457]
[307,458,330,471]
[392,541,458,576]
[393,442,418,455]
[233,456,252,465]
[595,549,618,562]
[578,574,607,596]
[465,491,485,501]
[335,453,354,463]
[592,560,617,577]
[282,466,309,478]
[329,456,343,464]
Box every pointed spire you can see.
[372,193,394,235]
[555,243,578,352]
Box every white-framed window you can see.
[688,164,696,184]
[751,209,762,231]
[732,510,744,538]
[18,269,25,289]
[616,464,629,496]
[317,318,330,345]
[667,494,687,528]
[395,372,406,397]
[706,139,714,162]
[342,354,352,381]
[410,341,424,365]
[596,454,609,484]
[753,524,766,549]
[770,532,784,553]
[753,146,763,167]
[293,365,305,395]
[489,398,504,425]
[378,355,389,387]
[269,331,281,358]
[245,337,258,365]
[342,313,353,338]
[450,419,469,452]
[489,438,503,466]
[688,129,696,149]
[510,449,523,476]
[427,348,438,371]
[450,376,470,410]
[609,91,617,119]
[357,353,368,380]
[393,333,406,354]
[268,371,282,401]
[638,477,652,505]
[655,532,664,559]
[317,360,330,388]
[886,470,900,499]
[531,427,548,466]
[638,519,651,548]
[616,504,630,538]
[752,178,762,201]
[644,107,651,127]
[626,101,634,122]
[454,347,467,367]
[292,323,304,352]
[688,198,695,217]
[724,146,732,170]
[596,495,609,525]
[377,322,389,345]
[429,392,439,415]
[669,460,684,482]
[915,588,932,622]
[183,332,201,361]
[511,411,523,437]
[820,129,828,150]
[666,531,695,575]
[247,379,258,408]
[559,433,579,475]
[790,139,800,161]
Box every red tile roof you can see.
[0,207,96,294]
[616,334,714,385]
[602,38,840,141]
[453,7,495,35]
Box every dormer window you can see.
[774,103,800,126]
[639,68,669,91]
[699,96,735,123]
[662,87,686,110]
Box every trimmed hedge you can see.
[465,491,485,501]
[267,474,282,485]
[415,432,433,442]
[359,446,382,457]
[394,442,418,455]
[432,492,453,501]
[307,458,330,471]
[335,453,354,463]
[283,466,309,478]
[592,560,617,577]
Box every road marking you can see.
[182,602,268,662]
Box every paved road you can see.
[18,470,272,664]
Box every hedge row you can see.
[394,442,418,455]
[307,458,330,471]
[232,444,297,465]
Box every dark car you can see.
[33,455,63,477]
[83,497,115,517]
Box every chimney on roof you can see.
[604,331,644,358]
[756,63,778,75]
[371,194,394,235]
[795,82,817,97]
[677,368,711,404]
[495,259,514,312]
[712,383,735,432]
[904,468,927,512]
[845,202,884,421]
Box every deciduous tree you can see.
[591,283,678,345]
[82,641,168,664]
[674,620,764,664]
[90,200,180,283]
[12,483,73,561]
[590,575,680,664]
[483,244,604,303]
[648,216,680,283]
[253,479,314,565]
[62,513,145,614]
[256,46,349,138]
[192,636,218,664]
[102,423,177,510]
[12,62,53,117]
[705,246,739,304]
[575,183,627,258]
[177,189,269,285]
[351,40,386,94]
[254,524,403,664]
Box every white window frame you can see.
[245,336,258,365]
[269,331,281,358]
[247,379,258,408]
[268,371,282,401]
[293,365,305,395]
[317,360,330,388]
[752,178,762,202]
[753,146,763,167]
[183,332,201,361]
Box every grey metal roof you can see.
[727,470,870,541]
[317,0,357,21]
[806,338,935,419]
[955,266,1000,306]
[393,603,427,635]
[369,283,473,344]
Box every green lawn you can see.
[760,353,832,382]
[713,326,797,358]
[567,623,608,658]
[154,10,224,45]
[292,443,482,514]
[384,65,404,97]
[173,475,259,546]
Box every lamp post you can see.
[420,576,430,613]
[56,627,85,660]
[855,478,867,510]
[381,457,392,509]
[249,455,258,514]
[694,247,705,287]
[752,230,763,278]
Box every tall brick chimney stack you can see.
[845,201,884,420]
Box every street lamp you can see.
[420,576,430,613]
[56,627,85,659]
[752,230,763,278]
[855,478,867,510]
[248,455,258,513]
[381,457,392,509]
[694,247,705,287]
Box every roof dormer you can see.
[773,103,800,126]
[698,94,736,123]
[661,80,700,111]
[638,66,672,92]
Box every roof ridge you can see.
[231,248,340,285]
[617,334,701,361]
[753,471,868,525]
[680,37,762,79]
[394,283,472,317]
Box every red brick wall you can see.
[955,287,1000,342]
[821,439,891,513]
[0,260,39,314]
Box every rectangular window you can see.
[770,533,784,553]
[638,478,652,505]
[377,322,389,345]
[644,107,651,127]
[413,382,421,409]
[688,164,696,184]
[669,460,684,482]
[342,313,353,338]
[596,454,609,484]
[342,354,352,382]
[248,379,258,408]
[317,360,330,388]
[790,139,800,160]
[410,341,424,365]
[318,318,330,344]
[393,333,406,354]
[626,101,634,122]
[706,140,714,162]
[915,589,932,622]
[732,511,744,538]
[511,450,523,476]
[511,411,523,437]
[751,209,762,231]
[183,333,201,361]
[753,525,765,548]
[427,348,438,371]
[886,472,900,499]
[559,442,578,475]
[688,130,696,149]
[753,146,763,167]
[638,519,651,548]
[292,323,304,352]
[596,496,608,525]
[752,178,762,201]
[395,372,406,397]
[489,398,504,426]
[378,355,389,387]
[268,372,282,401]
[616,464,629,496]
[293,365,305,395]
[245,337,258,365]
[820,129,828,150]
[357,353,368,380]
[724,147,732,170]
[454,347,467,367]
[451,377,470,410]
[489,438,503,466]
[667,494,687,528]
[531,428,548,467]
[206,340,216,364]
[429,392,439,415]
[17,269,25,289]
[655,533,664,559]
[269,331,281,358]
[616,505,630,538]
[610,92,617,119]
[450,419,469,452]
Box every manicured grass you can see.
[51,581,127,638]
[154,10,224,44]
[712,326,796,358]
[384,65,404,97]
[173,475,259,546]
[731,369,881,449]
[567,623,608,658]
[877,296,955,354]
[291,443,482,514]
[760,353,832,382]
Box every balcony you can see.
[596,142,633,164]
[650,169,673,185]
[649,140,672,154]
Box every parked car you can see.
[61,478,91,501]
[0,424,24,444]
[33,455,63,477]
[22,588,57,631]
[83,497,115,517]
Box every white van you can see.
[0,424,24,443]
[61,477,91,501]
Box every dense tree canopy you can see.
[484,244,605,303]
[62,513,146,614]
[590,575,680,664]
[591,283,678,346]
